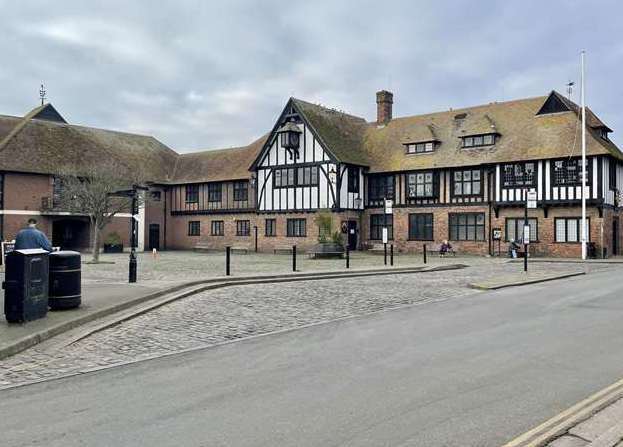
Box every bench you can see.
[193,243,213,253]
[231,245,250,254]
[428,247,456,257]
[274,245,294,254]
[368,243,388,255]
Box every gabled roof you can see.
[0,105,178,181]
[32,103,67,123]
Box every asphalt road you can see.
[2,267,623,447]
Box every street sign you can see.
[1,240,15,265]
[384,199,393,215]
[492,228,502,240]
[382,228,388,244]
[523,225,531,244]
[527,189,537,209]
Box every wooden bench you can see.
[231,245,250,254]
[274,245,294,254]
[368,243,388,255]
[428,247,457,257]
[193,243,213,253]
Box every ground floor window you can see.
[287,218,306,237]
[555,217,589,242]
[370,214,393,240]
[449,213,485,241]
[408,213,433,240]
[236,220,250,236]
[505,218,538,242]
[265,218,276,237]
[188,221,200,236]
[211,220,224,236]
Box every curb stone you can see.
[469,271,585,290]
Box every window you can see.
[236,220,250,236]
[505,218,538,242]
[185,184,199,203]
[208,183,222,202]
[274,167,319,188]
[553,159,588,186]
[348,167,360,193]
[407,172,434,198]
[287,218,306,237]
[370,214,393,240]
[555,217,589,243]
[502,163,536,187]
[211,220,224,236]
[453,169,482,196]
[151,191,162,201]
[52,176,63,207]
[600,128,609,140]
[368,175,395,200]
[409,213,433,240]
[462,134,495,148]
[449,213,485,241]
[405,141,435,154]
[265,218,276,237]
[188,221,200,236]
[233,182,248,201]
[609,162,617,191]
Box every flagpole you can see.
[581,50,587,260]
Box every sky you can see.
[1,0,621,152]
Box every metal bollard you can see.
[346,246,350,269]
[226,246,231,276]
[390,244,394,266]
[423,244,427,264]
[129,248,137,283]
[384,243,387,266]
[292,245,297,272]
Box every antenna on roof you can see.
[566,80,575,101]
[39,83,47,106]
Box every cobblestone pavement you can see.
[0,262,613,389]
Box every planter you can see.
[310,242,345,259]
[103,243,123,253]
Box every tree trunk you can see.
[91,224,101,263]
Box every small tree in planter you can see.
[312,209,344,257]
[103,232,123,253]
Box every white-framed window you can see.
[505,218,538,242]
[555,217,589,242]
[407,172,434,198]
[406,141,435,154]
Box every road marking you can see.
[502,377,623,447]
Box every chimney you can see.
[376,90,393,125]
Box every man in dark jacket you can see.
[14,218,53,251]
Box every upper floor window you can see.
[348,167,360,193]
[233,181,248,201]
[185,184,199,203]
[502,162,536,187]
[610,162,618,191]
[462,133,496,148]
[553,159,588,186]
[407,172,434,198]
[405,141,435,154]
[150,191,162,201]
[599,128,609,140]
[208,183,222,202]
[368,175,395,200]
[274,166,318,188]
[453,169,481,196]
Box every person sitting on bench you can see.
[439,240,452,257]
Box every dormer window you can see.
[462,133,496,148]
[405,141,436,154]
[599,127,609,141]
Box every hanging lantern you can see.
[278,121,302,159]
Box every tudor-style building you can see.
[1,89,621,257]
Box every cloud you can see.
[0,0,621,150]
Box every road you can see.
[1,267,623,446]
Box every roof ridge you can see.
[291,97,367,122]
[0,103,47,153]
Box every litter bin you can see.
[48,251,81,310]
[2,249,49,323]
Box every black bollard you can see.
[129,248,137,283]
[423,244,427,264]
[346,246,350,269]
[384,243,387,266]
[390,244,394,266]
[292,245,297,272]
[226,246,231,276]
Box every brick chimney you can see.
[376,90,393,125]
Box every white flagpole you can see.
[581,50,587,260]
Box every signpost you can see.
[383,198,392,266]
[524,188,537,272]
[492,228,502,256]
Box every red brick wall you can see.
[145,188,166,249]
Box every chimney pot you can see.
[376,90,393,125]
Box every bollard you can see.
[129,248,137,283]
[390,244,394,266]
[346,246,350,269]
[423,244,427,264]
[226,246,231,276]
[254,226,258,252]
[384,243,387,266]
[292,245,297,272]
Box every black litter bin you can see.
[3,249,49,323]
[48,251,81,310]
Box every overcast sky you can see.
[1,0,621,152]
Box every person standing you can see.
[14,218,53,251]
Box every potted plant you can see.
[103,232,124,253]
[311,210,345,258]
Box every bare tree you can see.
[56,160,145,263]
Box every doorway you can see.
[149,224,160,251]
[613,217,619,256]
[347,221,358,251]
[52,219,90,250]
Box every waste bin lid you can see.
[13,248,49,255]
[49,250,81,257]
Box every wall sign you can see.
[492,228,502,240]
[384,199,393,215]
[527,189,537,209]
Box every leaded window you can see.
[211,220,224,236]
[368,175,395,200]
[505,218,538,242]
[555,217,590,242]
[453,169,481,196]
[274,167,318,188]
[188,221,200,236]
[462,134,495,148]
[233,182,248,201]
[553,159,588,186]
[185,184,199,203]
[208,183,222,202]
[348,167,360,193]
[407,172,434,198]
[236,220,250,236]
[502,163,536,187]
[370,214,393,240]
[409,213,433,240]
[449,213,485,241]
[265,219,276,237]
[405,141,435,154]
[287,218,306,237]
